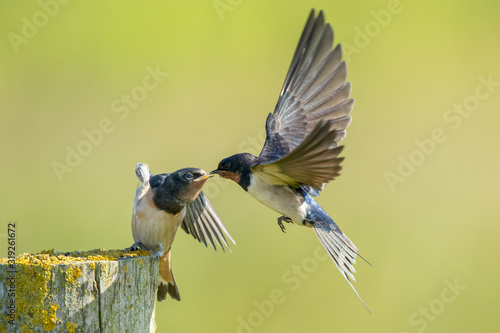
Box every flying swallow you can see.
[130,163,234,301]
[211,10,370,311]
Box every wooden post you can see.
[0,249,159,332]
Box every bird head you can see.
[210,153,257,186]
[166,168,212,203]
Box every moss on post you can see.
[0,249,159,332]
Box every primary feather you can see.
[260,9,353,165]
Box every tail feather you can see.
[316,230,356,280]
[157,276,180,301]
[135,163,151,184]
[157,250,181,301]
[313,225,370,313]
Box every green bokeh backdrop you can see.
[1,0,499,332]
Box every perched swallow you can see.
[130,163,234,301]
[211,10,369,310]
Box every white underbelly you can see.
[247,173,307,224]
[132,189,184,251]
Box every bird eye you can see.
[186,173,194,180]
[222,161,232,169]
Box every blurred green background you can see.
[1,0,499,332]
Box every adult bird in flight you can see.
[211,9,370,311]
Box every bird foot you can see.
[154,243,164,257]
[125,242,164,257]
[277,216,293,233]
[124,241,144,252]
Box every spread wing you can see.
[252,121,344,190]
[260,9,353,162]
[182,191,235,252]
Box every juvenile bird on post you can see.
[211,9,370,311]
[129,163,234,301]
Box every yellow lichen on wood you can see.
[66,321,79,333]
[65,266,82,284]
[0,248,157,332]
[0,249,152,266]
[42,303,59,331]
[20,324,31,333]
[14,255,53,331]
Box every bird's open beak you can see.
[194,173,213,181]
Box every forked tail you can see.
[313,223,370,313]
[157,276,180,302]
[157,250,181,301]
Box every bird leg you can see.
[277,216,293,233]
[125,242,164,257]
[154,243,164,257]
[124,241,144,252]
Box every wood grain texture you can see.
[0,249,159,332]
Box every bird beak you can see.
[194,173,213,181]
[209,169,239,183]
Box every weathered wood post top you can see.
[0,248,159,333]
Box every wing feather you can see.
[253,121,344,190]
[260,10,353,169]
[182,192,235,251]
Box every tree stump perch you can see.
[0,249,159,332]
